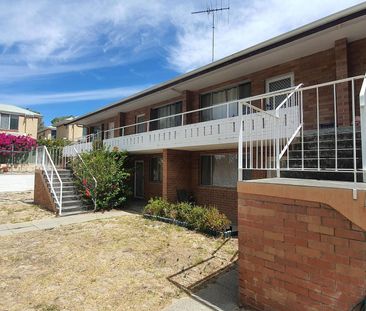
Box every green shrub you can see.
[71,146,132,211]
[144,197,171,217]
[37,138,71,148]
[143,198,231,233]
[202,207,231,232]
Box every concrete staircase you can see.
[43,168,92,216]
[281,127,363,182]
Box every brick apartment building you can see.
[57,4,366,310]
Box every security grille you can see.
[266,76,293,110]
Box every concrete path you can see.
[0,174,34,192]
[0,210,131,236]
[163,267,249,311]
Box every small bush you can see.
[71,146,132,211]
[144,197,170,217]
[143,198,231,233]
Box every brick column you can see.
[182,90,194,125]
[162,149,192,202]
[335,38,351,126]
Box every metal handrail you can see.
[72,147,98,211]
[359,74,366,182]
[41,146,63,215]
[275,83,303,114]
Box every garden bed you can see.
[143,198,237,238]
[143,214,236,238]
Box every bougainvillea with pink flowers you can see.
[0,133,37,161]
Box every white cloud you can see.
[167,0,364,72]
[0,0,363,82]
[0,0,172,81]
[0,85,148,106]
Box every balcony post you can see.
[360,74,366,182]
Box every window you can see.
[200,154,237,187]
[51,129,57,138]
[0,114,19,130]
[266,74,294,110]
[150,102,182,130]
[150,157,162,182]
[200,82,251,122]
[135,114,145,133]
[106,122,114,139]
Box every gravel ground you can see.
[0,191,53,224]
[0,215,238,311]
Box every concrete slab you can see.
[0,174,34,192]
[0,210,131,236]
[163,267,247,311]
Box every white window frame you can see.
[265,73,294,110]
[265,73,294,93]
[135,114,145,133]
[0,113,19,131]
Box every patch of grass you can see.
[35,304,60,311]
[0,215,237,311]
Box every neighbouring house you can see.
[54,117,84,142]
[37,126,57,140]
[37,4,366,310]
[0,104,40,138]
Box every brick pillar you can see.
[162,149,192,202]
[335,38,351,126]
[117,112,125,137]
[182,90,194,125]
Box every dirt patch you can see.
[0,215,237,311]
[0,191,54,224]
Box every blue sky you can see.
[0,0,363,125]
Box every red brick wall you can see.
[162,149,192,202]
[348,38,366,76]
[132,154,162,199]
[238,192,366,311]
[190,150,238,223]
[34,169,57,213]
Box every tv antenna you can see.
[192,1,230,62]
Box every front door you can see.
[134,161,144,198]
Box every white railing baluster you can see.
[360,74,366,182]
[41,146,63,215]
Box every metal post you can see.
[42,146,45,167]
[360,74,366,182]
[238,112,243,181]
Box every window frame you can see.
[199,81,251,122]
[150,156,163,183]
[0,113,19,131]
[265,73,294,110]
[135,114,146,133]
[265,73,294,93]
[150,101,182,131]
[200,153,238,188]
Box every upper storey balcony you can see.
[63,84,303,156]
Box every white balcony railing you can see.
[237,74,366,196]
[63,90,301,157]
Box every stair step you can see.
[59,210,91,217]
[63,200,83,207]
